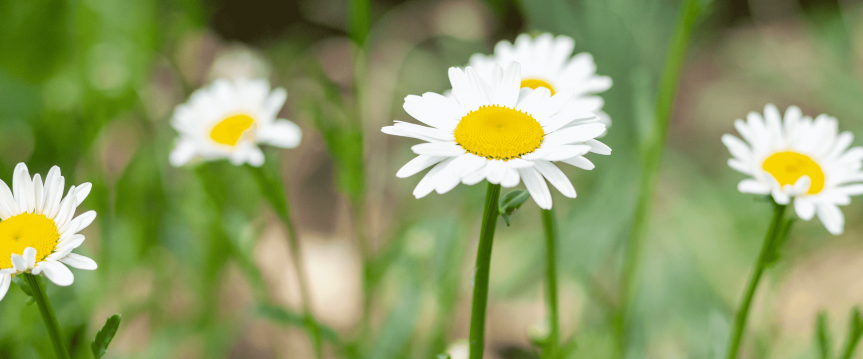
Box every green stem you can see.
[25,274,71,359]
[541,209,560,358]
[615,0,702,353]
[349,0,370,46]
[726,202,787,359]
[248,164,323,359]
[469,182,502,359]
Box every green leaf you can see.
[12,275,42,304]
[814,310,830,359]
[257,303,342,345]
[91,314,121,359]
[499,190,530,226]
[839,307,863,359]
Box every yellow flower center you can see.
[453,105,544,160]
[520,78,556,96]
[210,114,256,146]
[762,151,825,195]
[0,213,60,269]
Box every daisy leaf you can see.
[839,307,863,359]
[814,310,830,359]
[499,190,530,226]
[91,314,121,359]
[11,275,42,305]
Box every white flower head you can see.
[0,163,98,301]
[723,104,863,235]
[468,33,612,126]
[383,63,611,209]
[170,78,302,167]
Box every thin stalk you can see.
[469,182,502,359]
[615,0,702,352]
[541,209,561,358]
[726,202,787,359]
[248,164,323,359]
[25,274,71,359]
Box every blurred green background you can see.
[2,0,863,358]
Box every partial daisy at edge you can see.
[468,32,613,128]
[170,78,302,168]
[0,163,98,301]
[722,103,863,235]
[382,62,611,210]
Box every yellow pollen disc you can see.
[453,105,544,161]
[762,151,825,195]
[520,78,556,96]
[0,213,60,269]
[210,114,256,146]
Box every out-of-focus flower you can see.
[0,163,98,301]
[722,104,863,234]
[468,33,613,126]
[445,339,469,359]
[170,78,302,167]
[382,63,610,209]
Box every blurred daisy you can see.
[468,33,612,125]
[170,78,302,167]
[0,163,97,301]
[722,104,863,234]
[382,63,610,209]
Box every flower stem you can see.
[248,164,323,359]
[541,209,560,358]
[726,202,788,359]
[469,182,502,359]
[24,274,71,359]
[615,0,702,353]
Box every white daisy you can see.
[382,63,611,209]
[468,33,612,126]
[0,163,98,301]
[169,78,302,167]
[722,104,863,235]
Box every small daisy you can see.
[0,163,98,301]
[382,63,611,209]
[170,78,302,167]
[468,33,612,125]
[722,104,863,234]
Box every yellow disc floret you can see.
[454,105,544,160]
[762,151,825,195]
[210,114,256,146]
[0,213,61,269]
[520,78,556,96]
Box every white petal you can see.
[790,176,811,196]
[737,179,770,194]
[59,253,97,270]
[0,274,10,301]
[396,155,447,178]
[13,163,33,213]
[263,87,288,119]
[486,160,506,184]
[33,174,44,214]
[11,253,28,272]
[53,186,78,229]
[533,160,576,198]
[23,247,37,269]
[40,261,74,286]
[461,167,487,185]
[561,156,594,170]
[413,158,455,199]
[518,167,552,210]
[586,140,612,155]
[491,63,520,107]
[447,154,487,178]
[836,185,863,196]
[542,123,606,147]
[501,167,520,188]
[817,203,845,235]
[57,234,85,251]
[169,139,198,167]
[722,134,752,162]
[794,198,815,220]
[771,186,790,205]
[505,158,534,168]
[246,146,265,167]
[728,159,752,175]
[259,120,302,148]
[0,180,16,220]
[411,142,465,157]
[75,183,92,206]
[522,145,590,161]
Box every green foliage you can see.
[91,315,121,359]
[839,307,863,359]
[499,190,530,226]
[816,311,831,359]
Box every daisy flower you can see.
[0,163,98,301]
[170,78,302,167]
[722,104,863,234]
[382,63,611,209]
[468,33,612,125]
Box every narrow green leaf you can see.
[91,314,121,359]
[814,310,830,359]
[12,275,35,297]
[840,307,863,359]
[498,190,530,226]
[257,303,342,345]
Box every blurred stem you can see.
[469,182,501,359]
[615,0,702,353]
[247,163,323,359]
[838,307,863,359]
[25,274,71,359]
[349,0,370,46]
[541,209,560,358]
[726,202,787,359]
